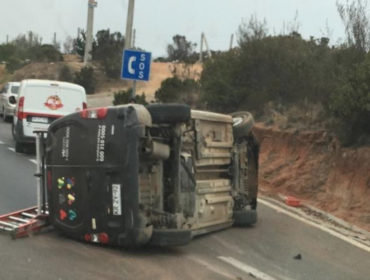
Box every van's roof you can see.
[8,82,21,86]
[20,79,85,91]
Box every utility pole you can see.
[84,0,98,67]
[132,29,136,50]
[124,0,135,50]
[53,32,57,48]
[199,32,212,62]
[199,32,204,62]
[229,34,234,50]
[124,0,136,98]
[202,33,212,59]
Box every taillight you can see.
[99,233,109,244]
[83,102,87,110]
[17,97,25,120]
[80,108,108,119]
[84,233,109,244]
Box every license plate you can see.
[112,184,122,216]
[32,116,48,123]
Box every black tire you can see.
[15,141,24,153]
[148,228,192,246]
[146,104,191,124]
[233,210,257,226]
[3,113,11,123]
[231,111,255,139]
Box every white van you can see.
[12,80,87,153]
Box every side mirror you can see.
[9,96,16,105]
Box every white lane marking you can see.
[29,159,37,165]
[7,147,15,152]
[219,256,278,280]
[259,198,370,253]
[0,140,4,144]
[187,256,235,279]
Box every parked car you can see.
[12,79,87,153]
[0,82,20,122]
[45,104,259,247]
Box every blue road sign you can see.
[121,50,152,81]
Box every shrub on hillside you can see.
[113,88,148,105]
[329,54,370,145]
[59,64,74,82]
[155,76,200,107]
[74,67,96,94]
[5,57,23,73]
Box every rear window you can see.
[11,86,19,94]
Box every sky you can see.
[1,0,348,58]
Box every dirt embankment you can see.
[255,124,370,231]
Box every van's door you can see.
[22,83,86,137]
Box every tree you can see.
[92,29,125,78]
[329,53,370,145]
[337,0,370,53]
[74,67,97,94]
[237,15,268,45]
[63,36,75,54]
[167,35,197,63]
[12,31,42,50]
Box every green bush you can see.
[74,67,97,94]
[59,64,74,82]
[113,88,148,105]
[5,57,23,73]
[155,76,200,107]
[329,54,370,145]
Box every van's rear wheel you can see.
[146,104,191,124]
[15,141,24,153]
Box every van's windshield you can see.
[11,86,19,94]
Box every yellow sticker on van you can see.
[45,95,64,110]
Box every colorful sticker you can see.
[68,193,76,205]
[58,194,66,204]
[60,209,67,220]
[44,95,63,110]
[58,177,65,189]
[69,210,77,221]
[66,178,75,189]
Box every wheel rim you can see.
[233,116,244,126]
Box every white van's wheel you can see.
[15,141,24,153]
[3,108,11,122]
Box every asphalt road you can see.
[0,120,369,280]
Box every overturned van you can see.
[45,104,259,247]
